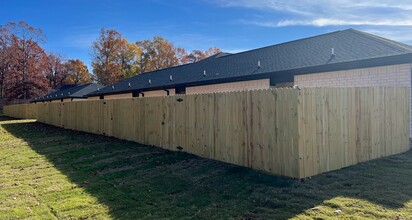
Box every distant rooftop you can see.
[34,83,104,102]
[90,29,412,96]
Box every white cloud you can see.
[361,27,412,43]
[211,0,412,27]
[245,19,412,28]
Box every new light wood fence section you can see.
[3,103,37,119]
[4,88,410,178]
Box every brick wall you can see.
[88,96,100,100]
[96,89,177,99]
[294,64,411,87]
[186,79,270,95]
[104,93,133,100]
[143,89,176,97]
[70,98,89,102]
[294,63,412,137]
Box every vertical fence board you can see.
[4,87,410,178]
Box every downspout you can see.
[164,89,170,96]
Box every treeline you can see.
[0,21,92,99]
[0,21,220,99]
[91,29,221,85]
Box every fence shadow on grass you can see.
[1,115,412,219]
[0,114,27,124]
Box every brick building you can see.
[89,29,412,134]
[89,29,412,98]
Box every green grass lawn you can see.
[1,115,412,220]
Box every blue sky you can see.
[2,0,412,68]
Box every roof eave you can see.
[88,53,412,97]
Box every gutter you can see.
[87,53,412,97]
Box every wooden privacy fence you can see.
[3,103,37,119]
[4,87,410,178]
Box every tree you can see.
[184,47,221,63]
[0,20,91,99]
[176,47,188,65]
[92,28,222,82]
[204,47,221,57]
[136,36,184,73]
[91,28,123,85]
[185,50,205,63]
[64,59,93,84]
[135,37,221,72]
[0,25,11,98]
[135,38,154,73]
[117,38,141,78]
[45,52,68,89]
[150,36,179,70]
[5,21,49,99]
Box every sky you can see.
[2,0,412,68]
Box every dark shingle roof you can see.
[34,83,104,102]
[90,29,412,96]
[55,84,77,91]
